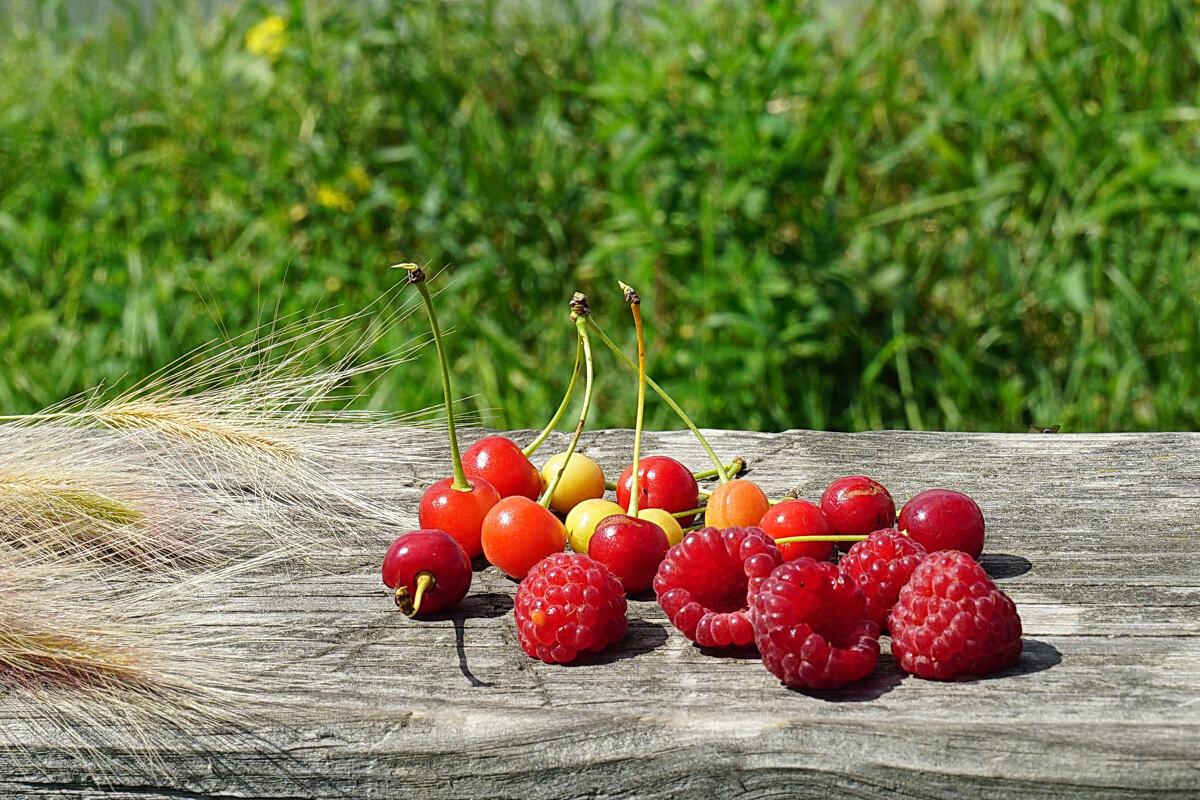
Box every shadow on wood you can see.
[980,552,1034,580]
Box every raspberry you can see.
[513,552,627,664]
[839,528,927,629]
[890,550,1023,680]
[653,526,782,648]
[752,558,881,689]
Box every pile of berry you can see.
[381,269,1022,689]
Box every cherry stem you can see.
[522,336,583,459]
[623,281,646,517]
[692,458,744,482]
[585,317,729,483]
[540,297,595,510]
[396,571,436,617]
[772,534,869,545]
[396,264,470,493]
[671,506,707,519]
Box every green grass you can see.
[1,0,1199,433]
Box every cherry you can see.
[636,508,684,547]
[418,476,500,559]
[539,451,606,513]
[462,436,541,500]
[615,456,700,526]
[704,479,771,529]
[398,264,500,559]
[589,513,669,594]
[565,498,625,553]
[898,489,985,559]
[820,475,895,547]
[758,499,835,562]
[381,529,472,617]
[480,495,567,579]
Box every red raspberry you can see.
[839,528,927,629]
[890,550,1023,680]
[514,552,627,664]
[653,526,782,648]
[752,558,881,689]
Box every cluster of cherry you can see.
[381,268,1021,688]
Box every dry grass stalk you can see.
[95,402,298,459]
[0,428,238,574]
[0,555,310,782]
[0,285,468,571]
[0,284,474,785]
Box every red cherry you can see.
[588,514,670,594]
[461,436,542,500]
[898,489,985,559]
[615,456,701,526]
[418,475,500,560]
[758,499,835,562]
[820,476,895,548]
[381,529,472,616]
[480,496,567,579]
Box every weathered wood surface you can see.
[4,428,1200,799]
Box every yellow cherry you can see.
[565,498,624,553]
[540,451,606,514]
[636,508,684,547]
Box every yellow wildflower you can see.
[315,185,354,213]
[245,15,287,61]
[346,165,371,194]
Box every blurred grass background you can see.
[1,0,1198,432]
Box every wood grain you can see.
[3,428,1199,798]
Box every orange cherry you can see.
[704,479,771,529]
[480,496,567,579]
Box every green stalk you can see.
[522,337,583,459]
[622,282,646,517]
[397,264,470,492]
[540,295,596,510]
[586,317,729,483]
[692,458,744,482]
[671,506,707,519]
[773,534,869,545]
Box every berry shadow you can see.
[972,637,1062,680]
[979,553,1033,580]
[792,652,905,702]
[696,644,760,661]
[416,591,514,622]
[560,620,670,666]
[446,594,515,688]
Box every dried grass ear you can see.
[0,552,320,783]
[0,282,463,574]
[0,285,464,783]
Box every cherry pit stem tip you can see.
[395,571,436,617]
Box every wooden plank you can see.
[3,429,1199,798]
